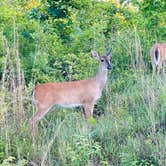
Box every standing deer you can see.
[29,48,112,126]
[150,43,166,75]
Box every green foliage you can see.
[61,134,102,165]
[138,0,166,40]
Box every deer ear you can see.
[106,48,112,58]
[91,50,99,60]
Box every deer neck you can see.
[95,66,108,90]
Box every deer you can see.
[29,48,112,127]
[150,43,166,75]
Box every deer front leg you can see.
[83,103,94,118]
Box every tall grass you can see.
[0,30,166,166]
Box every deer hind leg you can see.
[83,103,94,118]
[29,104,53,127]
[157,62,162,75]
[151,64,156,78]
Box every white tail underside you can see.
[154,48,160,65]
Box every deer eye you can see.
[101,59,104,62]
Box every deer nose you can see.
[107,63,112,70]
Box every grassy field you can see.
[0,44,166,165]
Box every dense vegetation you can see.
[0,0,166,165]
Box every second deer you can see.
[150,43,166,75]
[29,48,112,127]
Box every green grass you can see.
[0,71,166,166]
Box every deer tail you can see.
[153,47,160,65]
